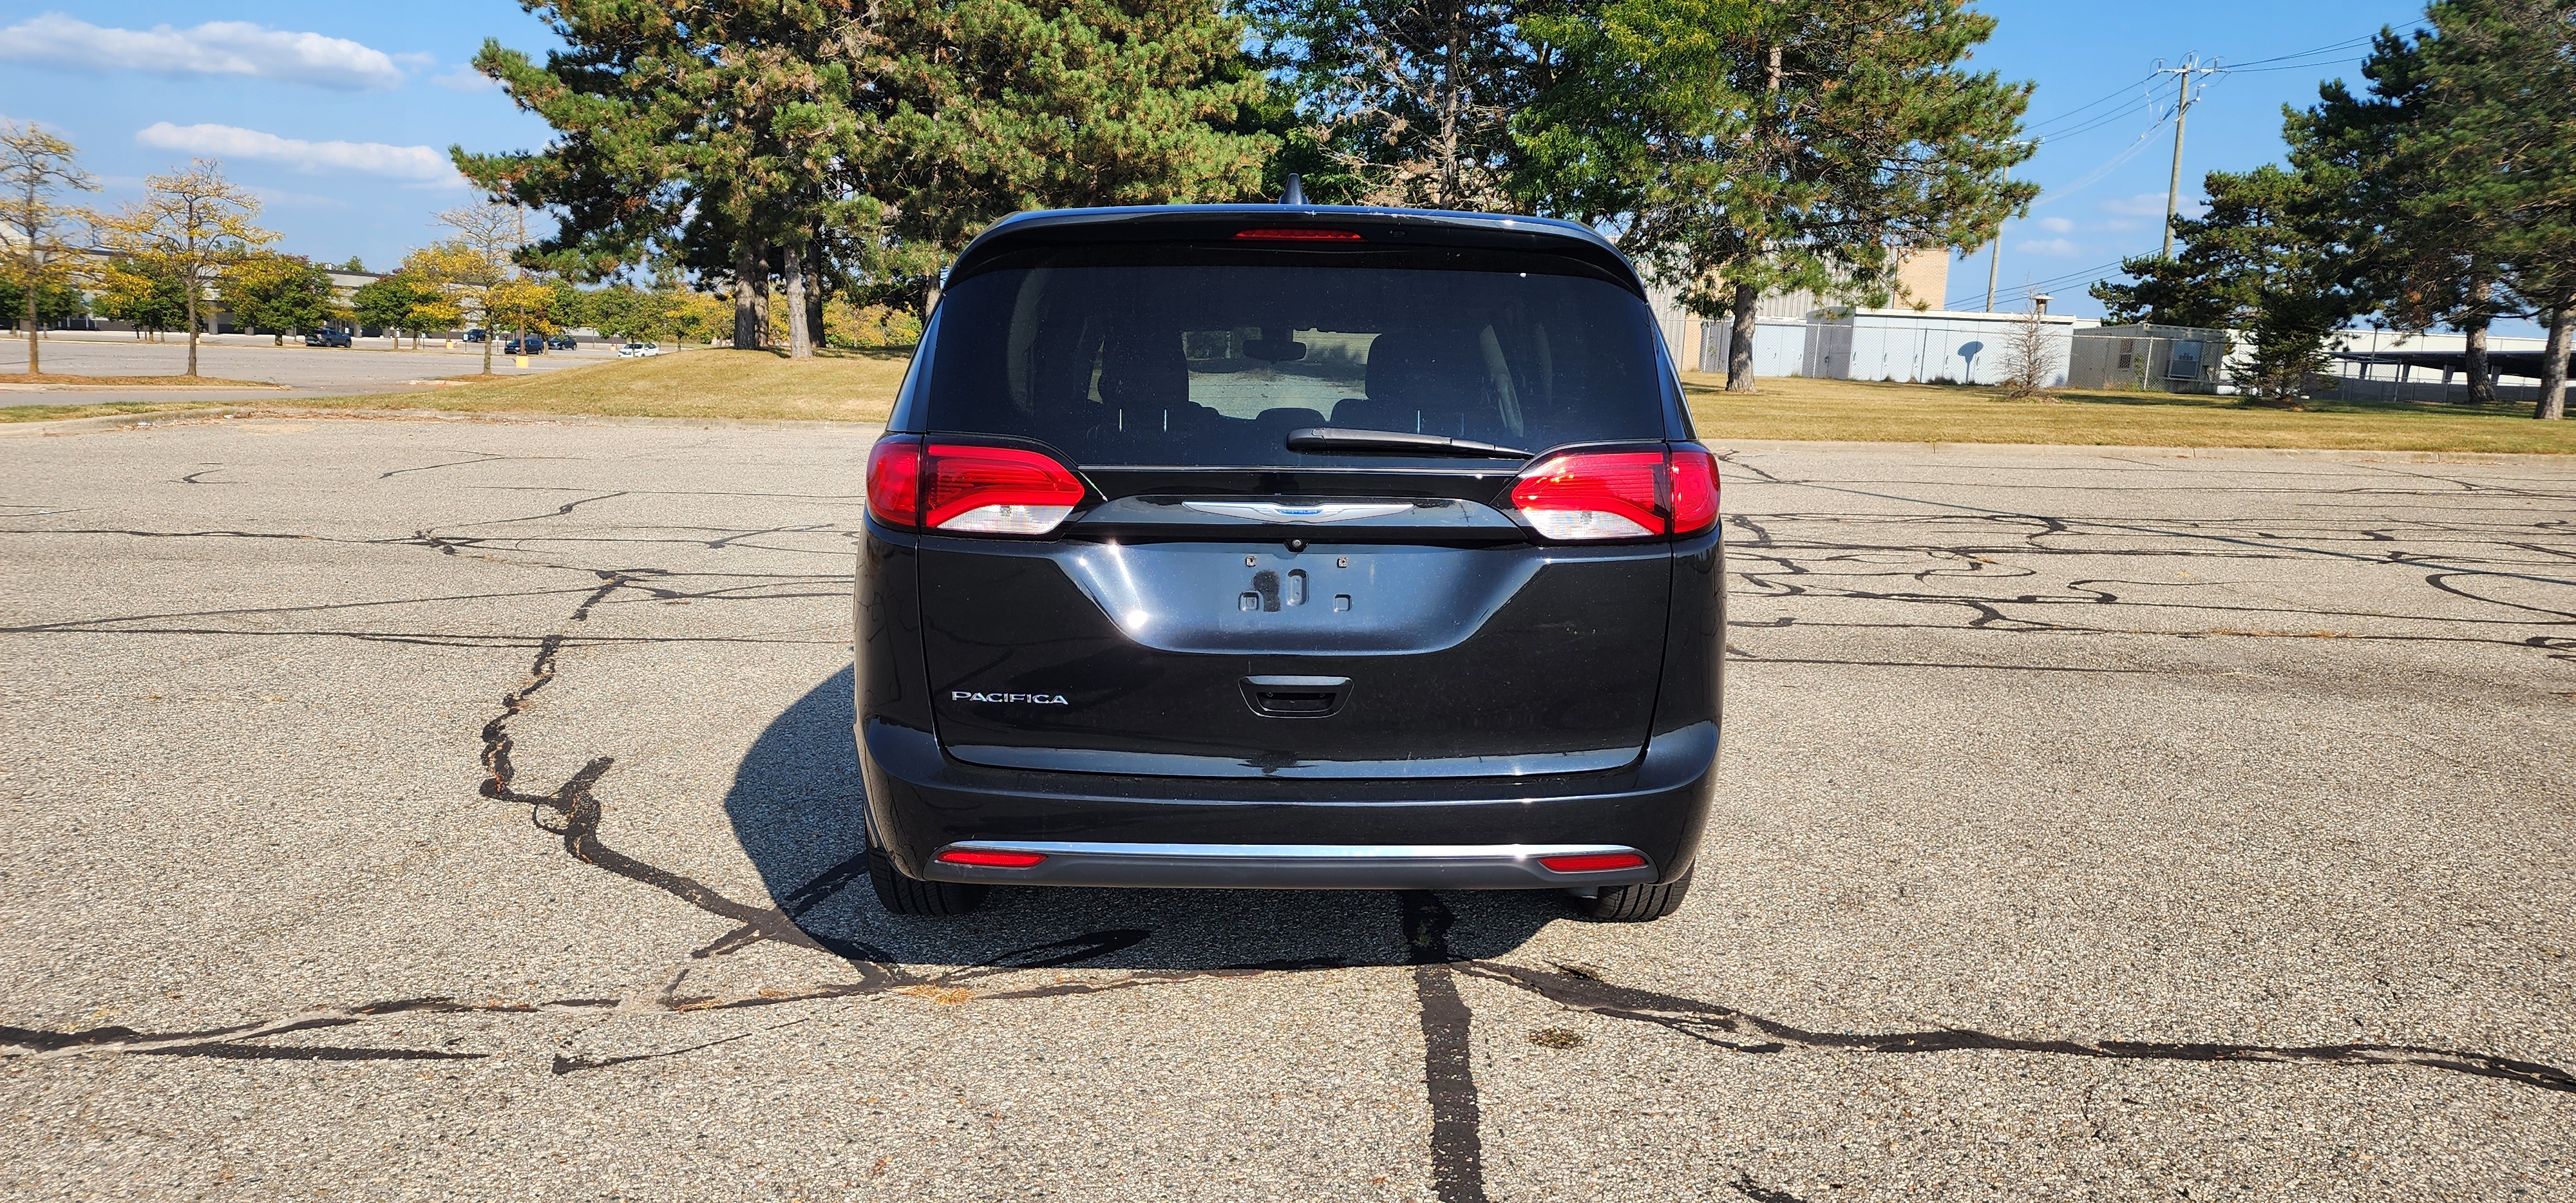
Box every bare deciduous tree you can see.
[1999,301,2063,401]
[434,200,529,375]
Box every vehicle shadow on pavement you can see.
[721,668,1566,973]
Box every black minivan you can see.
[853,203,1722,922]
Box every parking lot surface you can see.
[2,418,2570,1200]
[0,336,600,406]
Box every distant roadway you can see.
[0,332,607,406]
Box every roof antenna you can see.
[1280,173,1307,206]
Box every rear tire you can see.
[1571,868,1692,922]
[867,844,989,916]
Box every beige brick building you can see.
[1647,250,1952,374]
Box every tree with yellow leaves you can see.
[94,159,273,377]
[401,242,504,370]
[1,119,99,374]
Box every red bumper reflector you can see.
[936,849,1047,869]
[1232,227,1365,242]
[1539,853,1647,873]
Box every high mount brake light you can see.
[865,439,1084,536]
[1231,227,1365,242]
[1510,446,1721,542]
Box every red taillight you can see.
[866,437,923,528]
[923,443,1085,534]
[1539,852,1648,873]
[936,849,1047,868]
[1669,446,1719,535]
[869,439,1084,536]
[1232,227,1365,242]
[1509,446,1721,542]
[1511,450,1665,540]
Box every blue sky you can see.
[1946,0,2429,318]
[0,1,562,272]
[3,1,2432,317]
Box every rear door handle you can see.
[1240,675,1351,719]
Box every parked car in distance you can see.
[616,341,663,357]
[500,337,546,355]
[304,328,352,348]
[462,328,487,342]
[547,335,578,350]
[853,202,1723,924]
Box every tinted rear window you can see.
[913,247,1671,467]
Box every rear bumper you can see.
[857,719,1718,889]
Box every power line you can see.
[2022,71,2162,135]
[2224,57,2366,74]
[2030,120,2172,207]
[1947,258,2130,310]
[2032,95,2161,143]
[2222,34,2374,68]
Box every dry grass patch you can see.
[311,347,913,421]
[2,348,912,424]
[1684,373,2576,455]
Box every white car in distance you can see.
[616,341,665,358]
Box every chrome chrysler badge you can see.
[1182,501,1414,524]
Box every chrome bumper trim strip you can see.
[922,841,1658,890]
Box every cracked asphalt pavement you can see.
[2,417,2571,1200]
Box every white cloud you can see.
[2036,216,2075,234]
[136,122,462,185]
[2014,238,2082,257]
[2099,192,2207,219]
[243,184,349,210]
[432,66,498,93]
[0,14,404,90]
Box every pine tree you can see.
[1240,0,1530,208]
[2295,23,2528,405]
[2405,0,2576,419]
[863,0,1273,293]
[1515,0,2035,392]
[460,0,1269,355]
[2090,166,2352,405]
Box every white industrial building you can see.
[1645,253,2076,388]
[1645,251,2561,402]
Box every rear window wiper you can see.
[1285,426,1533,460]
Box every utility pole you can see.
[2154,57,2224,260]
[1984,230,2003,312]
[1983,143,2036,312]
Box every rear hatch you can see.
[882,213,1703,779]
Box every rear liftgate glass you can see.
[885,240,1716,779]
